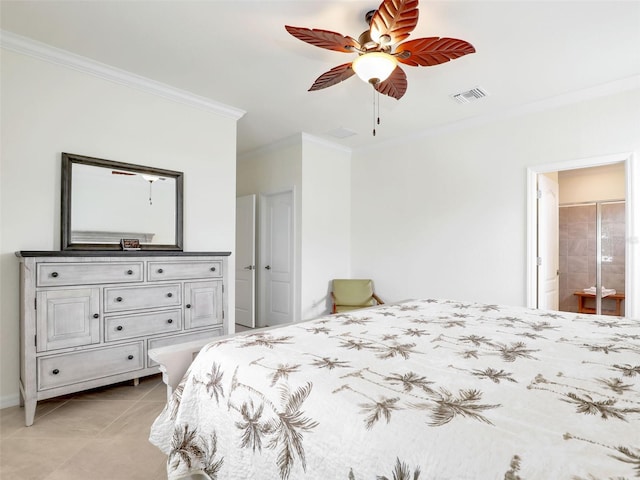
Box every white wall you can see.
[0,49,239,406]
[350,89,640,307]
[237,134,351,323]
[237,136,302,326]
[300,136,351,319]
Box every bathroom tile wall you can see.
[559,202,626,315]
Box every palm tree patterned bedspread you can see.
[149,299,640,479]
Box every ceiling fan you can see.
[112,170,166,205]
[285,0,476,101]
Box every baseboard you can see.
[0,394,20,410]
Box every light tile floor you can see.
[0,375,168,480]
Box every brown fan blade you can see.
[395,37,476,67]
[374,66,407,100]
[370,0,419,45]
[285,25,360,53]
[309,63,356,91]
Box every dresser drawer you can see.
[148,260,222,281]
[37,342,144,390]
[37,262,143,287]
[104,284,181,312]
[105,309,182,342]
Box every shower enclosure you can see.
[559,201,626,316]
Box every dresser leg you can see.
[24,399,36,427]
[132,377,139,387]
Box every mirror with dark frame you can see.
[61,152,183,251]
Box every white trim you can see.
[238,134,302,163]
[0,394,20,409]
[526,168,538,309]
[526,152,638,319]
[0,30,246,120]
[238,133,352,162]
[301,133,352,154]
[625,153,639,319]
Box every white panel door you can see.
[236,194,256,328]
[262,190,294,326]
[537,174,560,310]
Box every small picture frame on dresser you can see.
[120,238,141,250]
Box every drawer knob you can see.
[210,267,216,272]
[93,313,99,319]
[167,292,173,298]
[116,297,123,302]
[157,268,164,274]
[52,369,60,375]
[127,355,134,360]
[186,304,192,309]
[116,325,123,331]
[51,272,59,278]
[167,319,173,324]
[127,269,133,275]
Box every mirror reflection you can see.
[62,153,183,250]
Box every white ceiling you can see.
[2,1,639,155]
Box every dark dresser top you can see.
[17,251,231,258]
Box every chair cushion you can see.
[332,279,375,307]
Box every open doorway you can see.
[527,152,639,318]
[557,166,625,315]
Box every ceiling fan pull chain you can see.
[372,89,382,136]
[372,88,377,136]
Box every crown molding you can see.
[238,132,351,162]
[237,133,302,162]
[0,30,246,121]
[301,133,352,154]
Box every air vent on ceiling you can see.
[450,86,489,104]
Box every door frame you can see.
[258,188,297,327]
[526,152,639,318]
[235,194,256,328]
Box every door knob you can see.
[244,265,254,270]
[265,265,271,270]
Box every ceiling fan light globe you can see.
[352,52,397,85]
[141,174,160,183]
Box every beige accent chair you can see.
[331,279,384,314]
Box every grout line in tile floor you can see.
[0,374,169,480]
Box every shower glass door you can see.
[599,201,626,315]
[559,201,625,316]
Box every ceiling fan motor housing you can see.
[285,0,476,100]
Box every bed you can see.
[149,299,640,479]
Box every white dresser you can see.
[16,251,230,426]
